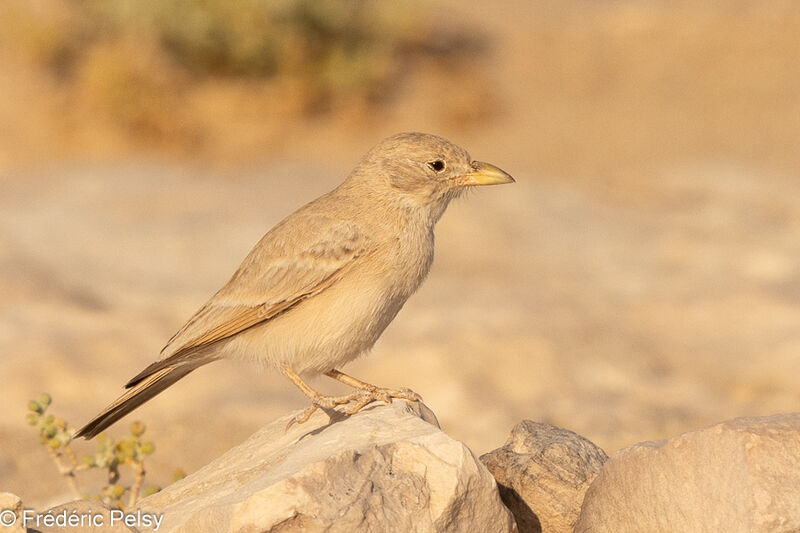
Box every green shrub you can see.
[27,392,168,509]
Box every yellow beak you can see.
[461,161,515,186]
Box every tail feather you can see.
[75,363,199,439]
[125,357,177,389]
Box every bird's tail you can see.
[75,359,208,439]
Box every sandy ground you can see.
[2,0,800,507]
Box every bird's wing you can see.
[160,217,366,362]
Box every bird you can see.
[75,132,514,439]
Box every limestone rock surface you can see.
[37,500,140,533]
[138,400,517,533]
[575,413,800,533]
[480,421,607,533]
[0,495,137,533]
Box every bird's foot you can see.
[286,390,363,430]
[285,387,422,430]
[344,386,422,415]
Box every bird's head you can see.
[349,132,514,222]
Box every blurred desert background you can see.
[3,0,800,507]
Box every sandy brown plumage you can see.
[76,132,514,439]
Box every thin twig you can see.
[63,443,79,470]
[48,448,81,499]
[128,460,146,509]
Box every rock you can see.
[138,400,517,533]
[480,421,608,533]
[0,493,25,533]
[575,413,800,533]
[34,500,141,533]
[0,495,138,533]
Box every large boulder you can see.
[575,413,800,533]
[138,400,517,532]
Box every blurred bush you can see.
[0,0,479,154]
[1,0,419,98]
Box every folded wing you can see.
[127,217,366,387]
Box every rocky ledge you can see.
[9,405,800,532]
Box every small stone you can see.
[0,493,25,533]
[480,420,608,533]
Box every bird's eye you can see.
[428,160,446,172]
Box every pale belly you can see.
[215,269,412,376]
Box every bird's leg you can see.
[324,369,422,415]
[281,365,362,428]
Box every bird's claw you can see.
[286,404,319,431]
